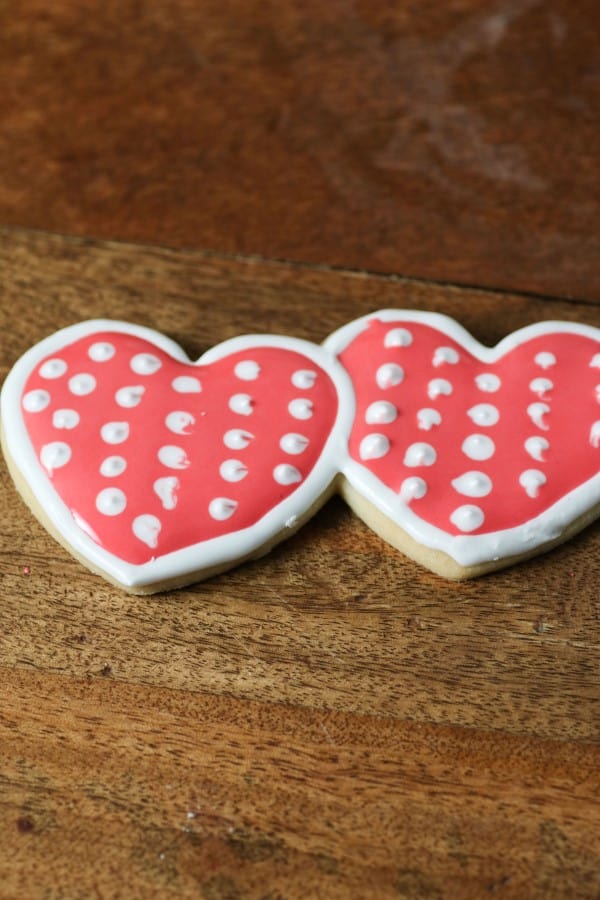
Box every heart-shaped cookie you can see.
[325,311,600,578]
[1,321,353,592]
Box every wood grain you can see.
[0,1,599,300]
[2,668,599,899]
[1,227,599,897]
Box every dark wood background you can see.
[0,2,599,898]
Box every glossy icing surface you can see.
[326,311,600,566]
[5,312,600,582]
[3,321,354,588]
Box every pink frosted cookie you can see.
[1,321,353,593]
[325,310,600,579]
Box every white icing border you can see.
[324,310,600,567]
[1,320,355,589]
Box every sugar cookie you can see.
[1,321,353,593]
[325,310,600,579]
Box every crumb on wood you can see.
[16,816,35,833]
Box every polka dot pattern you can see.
[172,375,202,393]
[280,433,309,454]
[40,441,71,474]
[153,476,179,509]
[366,401,397,425]
[229,393,253,415]
[115,386,145,408]
[96,487,127,516]
[235,360,260,381]
[273,464,302,485]
[288,398,313,420]
[519,469,547,498]
[165,411,195,435]
[132,514,161,548]
[69,373,96,396]
[376,363,404,389]
[100,456,127,477]
[209,498,238,521]
[23,389,50,413]
[40,358,67,379]
[88,342,116,362]
[19,331,339,564]
[291,369,317,389]
[101,422,130,444]
[338,317,600,537]
[52,409,80,430]
[359,434,390,461]
[130,353,162,375]
[219,459,248,482]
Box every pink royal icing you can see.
[3,321,354,589]
[325,311,600,567]
[4,312,600,584]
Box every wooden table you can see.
[1,3,599,898]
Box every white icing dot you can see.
[101,421,130,444]
[223,429,254,450]
[417,408,442,430]
[450,505,485,533]
[69,373,96,396]
[525,436,549,461]
[589,422,600,448]
[475,373,501,393]
[359,433,390,461]
[100,455,127,477]
[40,441,71,474]
[219,459,248,482]
[88,341,116,362]
[172,375,202,393]
[165,410,195,435]
[39,358,67,379]
[403,442,437,467]
[273,464,302,486]
[153,476,179,510]
[427,378,452,400]
[291,369,317,389]
[52,409,80,430]
[114,385,145,408]
[234,360,261,381]
[376,363,404,389]
[288,398,313,420]
[467,403,499,427]
[451,471,493,498]
[399,477,427,502]
[158,445,190,469]
[432,346,459,367]
[590,353,600,369]
[535,351,556,369]
[384,327,413,348]
[527,402,550,430]
[22,389,51,413]
[365,401,398,425]
[229,393,254,416]
[130,353,162,375]
[95,487,127,516]
[132,514,161,548]
[529,377,553,399]
[208,497,238,521]
[462,434,495,461]
[519,469,547,499]
[280,433,309,455]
